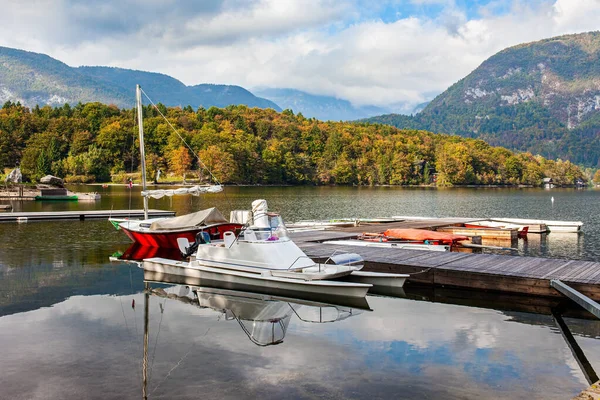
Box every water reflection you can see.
[519,232,585,259]
[140,274,369,398]
[143,272,369,347]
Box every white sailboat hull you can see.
[324,239,450,252]
[490,218,582,233]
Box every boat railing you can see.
[287,255,316,271]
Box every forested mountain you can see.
[364,32,600,167]
[0,47,280,111]
[0,101,584,187]
[253,88,388,121]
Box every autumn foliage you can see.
[0,101,587,186]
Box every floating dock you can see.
[290,227,600,301]
[0,209,175,222]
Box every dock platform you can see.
[0,209,175,222]
[290,229,600,301]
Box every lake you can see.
[0,185,599,399]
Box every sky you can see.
[1,0,600,111]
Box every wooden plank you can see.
[0,209,175,222]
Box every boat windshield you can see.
[246,213,289,241]
[268,214,289,240]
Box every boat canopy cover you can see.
[383,228,468,243]
[149,207,228,231]
[142,185,223,199]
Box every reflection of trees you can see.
[0,220,138,315]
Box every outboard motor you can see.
[178,231,210,258]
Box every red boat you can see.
[111,86,243,249]
[112,207,243,249]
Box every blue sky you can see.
[0,0,598,111]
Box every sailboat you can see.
[110,85,243,248]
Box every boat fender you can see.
[329,253,364,267]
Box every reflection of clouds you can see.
[0,291,597,399]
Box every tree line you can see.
[0,101,587,186]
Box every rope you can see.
[140,89,220,186]
[150,326,212,397]
[118,296,143,394]
[409,268,431,275]
[139,87,234,212]
[148,299,167,382]
[130,266,139,337]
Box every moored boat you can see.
[141,199,396,298]
[115,207,243,248]
[110,85,240,248]
[489,217,582,233]
[323,239,450,252]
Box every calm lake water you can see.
[1,186,599,399]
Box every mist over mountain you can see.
[253,88,391,121]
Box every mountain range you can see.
[0,46,392,121]
[0,47,280,111]
[365,31,600,167]
[3,32,600,166]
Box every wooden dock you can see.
[290,229,600,301]
[0,209,175,222]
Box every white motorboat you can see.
[143,199,373,298]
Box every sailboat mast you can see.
[142,282,149,400]
[136,84,149,219]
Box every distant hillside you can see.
[79,66,280,110]
[0,47,128,106]
[0,47,281,111]
[365,32,600,167]
[254,88,388,121]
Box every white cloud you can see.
[0,0,598,110]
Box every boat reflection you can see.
[118,243,184,262]
[143,271,370,346]
[140,273,370,398]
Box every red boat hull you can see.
[120,223,243,248]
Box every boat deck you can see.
[290,229,600,300]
